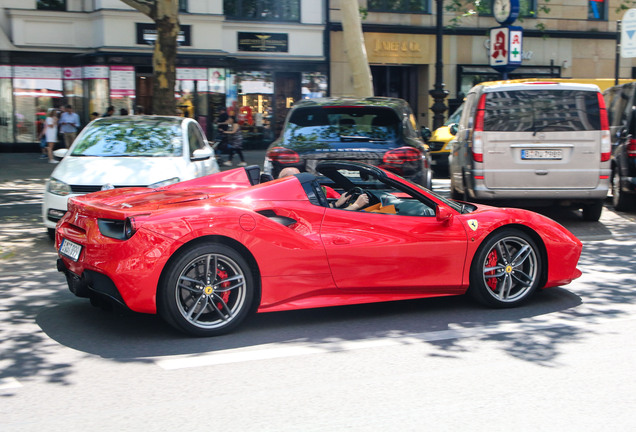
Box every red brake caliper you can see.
[486,249,499,291]
[216,269,231,308]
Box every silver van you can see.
[449,81,611,221]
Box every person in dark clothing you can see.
[103,106,115,117]
[222,116,246,167]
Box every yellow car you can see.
[428,103,463,175]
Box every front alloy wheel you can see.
[159,243,255,336]
[469,230,541,307]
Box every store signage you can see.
[83,66,109,79]
[238,32,288,52]
[0,65,11,78]
[63,67,82,80]
[489,26,523,72]
[177,68,208,81]
[110,66,135,97]
[136,23,191,46]
[13,66,62,79]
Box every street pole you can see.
[430,0,448,130]
[616,20,621,86]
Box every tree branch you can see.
[120,0,155,18]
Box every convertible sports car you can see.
[56,161,582,336]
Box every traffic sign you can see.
[621,8,636,58]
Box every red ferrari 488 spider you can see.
[56,161,582,336]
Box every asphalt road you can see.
[1,154,636,430]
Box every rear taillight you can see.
[598,93,611,162]
[628,139,636,158]
[472,94,486,163]
[266,147,300,164]
[383,147,422,164]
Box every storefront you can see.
[0,60,328,151]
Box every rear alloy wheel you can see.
[469,230,541,308]
[581,200,603,222]
[612,169,633,212]
[159,243,254,336]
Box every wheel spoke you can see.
[191,296,210,322]
[511,245,531,267]
[484,264,506,278]
[180,275,204,285]
[179,282,201,294]
[210,295,230,321]
[186,294,206,320]
[214,274,245,292]
[495,242,510,264]
[512,270,533,286]
[501,274,513,299]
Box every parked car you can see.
[43,115,219,238]
[427,102,463,175]
[263,97,433,188]
[603,82,636,211]
[56,161,581,336]
[449,81,611,221]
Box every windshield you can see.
[71,117,184,157]
[445,103,463,125]
[284,106,400,145]
[483,90,601,132]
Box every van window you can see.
[483,90,602,132]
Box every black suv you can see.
[263,97,433,189]
[604,82,636,210]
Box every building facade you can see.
[0,0,632,151]
[329,0,634,128]
[0,0,328,150]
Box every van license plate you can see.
[521,149,563,160]
[59,238,82,262]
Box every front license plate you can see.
[521,149,563,160]
[59,238,82,262]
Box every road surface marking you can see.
[0,377,22,390]
[155,314,634,370]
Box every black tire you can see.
[47,228,55,241]
[612,169,633,212]
[469,229,541,308]
[158,243,255,336]
[581,200,603,222]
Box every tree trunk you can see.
[340,0,373,97]
[120,0,179,115]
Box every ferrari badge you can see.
[468,220,479,231]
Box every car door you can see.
[320,204,469,292]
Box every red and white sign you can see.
[490,27,509,66]
[63,67,82,80]
[110,66,135,97]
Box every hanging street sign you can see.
[489,26,523,75]
[621,8,636,58]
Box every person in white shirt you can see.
[59,104,80,148]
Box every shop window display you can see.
[13,66,64,144]
[302,73,327,99]
[0,77,13,143]
[235,71,274,147]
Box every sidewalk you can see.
[0,150,267,183]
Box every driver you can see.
[278,167,369,210]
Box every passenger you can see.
[277,167,368,210]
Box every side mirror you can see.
[53,148,68,159]
[449,123,458,136]
[436,204,453,225]
[192,147,213,161]
[420,127,432,142]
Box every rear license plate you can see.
[521,149,563,160]
[59,238,82,261]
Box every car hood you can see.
[51,156,188,186]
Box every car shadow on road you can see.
[35,286,583,366]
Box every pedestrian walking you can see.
[222,116,246,167]
[43,108,59,163]
[59,104,80,148]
